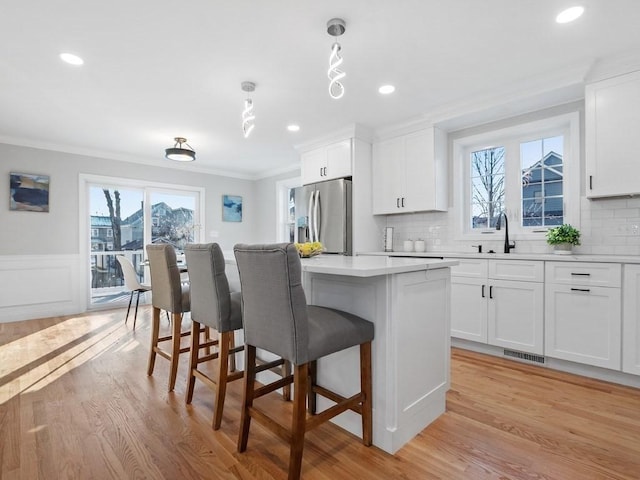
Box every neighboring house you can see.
[522,151,563,226]
[122,202,194,251]
[90,215,114,251]
[92,202,195,253]
[471,151,564,229]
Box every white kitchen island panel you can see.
[301,256,453,454]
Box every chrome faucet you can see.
[496,212,516,253]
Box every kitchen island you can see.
[299,255,457,454]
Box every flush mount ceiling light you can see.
[556,6,584,23]
[60,52,84,65]
[287,124,300,132]
[241,81,256,138]
[379,85,396,94]
[327,18,346,99]
[165,137,196,162]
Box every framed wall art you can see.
[222,194,242,222]
[10,172,50,212]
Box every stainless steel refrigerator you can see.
[302,178,352,255]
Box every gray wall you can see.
[253,169,301,243]
[0,143,260,255]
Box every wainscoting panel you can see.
[0,254,83,323]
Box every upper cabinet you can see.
[300,139,352,185]
[586,70,640,198]
[372,126,448,215]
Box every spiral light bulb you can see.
[240,81,256,138]
[242,98,255,138]
[326,18,346,100]
[328,42,345,99]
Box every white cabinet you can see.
[586,70,640,198]
[300,139,352,185]
[372,127,447,214]
[623,264,640,375]
[545,262,621,370]
[450,258,544,355]
[304,266,451,453]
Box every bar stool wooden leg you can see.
[147,307,161,376]
[185,320,201,404]
[360,341,373,446]
[282,360,292,401]
[168,312,182,392]
[289,363,308,480]
[307,360,317,414]
[213,330,231,430]
[238,345,257,452]
[228,333,237,372]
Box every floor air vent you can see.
[503,349,545,364]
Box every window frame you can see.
[452,112,580,242]
[79,173,205,312]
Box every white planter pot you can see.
[553,243,573,255]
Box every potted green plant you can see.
[546,224,581,254]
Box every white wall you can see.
[0,143,258,254]
[253,169,301,243]
[0,142,261,322]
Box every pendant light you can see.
[241,81,256,138]
[327,18,346,99]
[165,137,196,162]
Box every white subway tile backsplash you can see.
[384,195,640,257]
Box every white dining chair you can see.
[116,255,151,330]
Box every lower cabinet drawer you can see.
[545,262,621,288]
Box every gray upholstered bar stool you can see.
[185,243,291,429]
[146,244,191,392]
[233,243,374,480]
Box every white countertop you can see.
[360,251,640,264]
[300,254,457,277]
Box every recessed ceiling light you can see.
[556,6,584,24]
[60,53,84,65]
[378,85,396,95]
[287,124,300,132]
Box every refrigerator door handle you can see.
[313,190,321,242]
[308,190,316,242]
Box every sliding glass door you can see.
[87,179,201,308]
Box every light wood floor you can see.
[1,307,639,479]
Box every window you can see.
[82,174,204,309]
[454,112,579,239]
[275,177,302,242]
[521,136,564,227]
[470,146,505,229]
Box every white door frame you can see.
[79,173,205,311]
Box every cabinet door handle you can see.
[481,285,485,298]
[571,272,591,276]
[323,167,327,176]
[397,198,400,208]
[489,285,493,299]
[401,197,405,208]
[571,287,591,292]
[589,175,593,190]
[320,167,323,177]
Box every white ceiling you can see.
[1,0,639,179]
